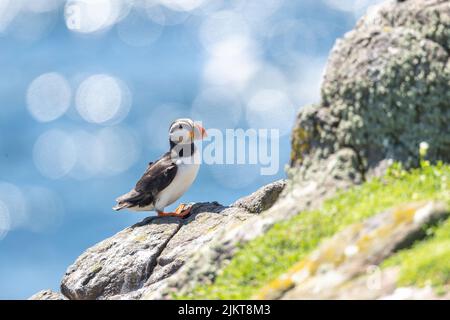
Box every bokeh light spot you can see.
[26,72,72,122]
[117,8,163,47]
[246,89,296,137]
[22,186,64,233]
[75,74,132,125]
[24,0,63,13]
[324,0,384,18]
[95,126,141,175]
[64,0,128,34]
[145,2,189,26]
[161,0,206,12]
[0,1,21,34]
[204,35,260,90]
[191,87,243,130]
[232,0,284,25]
[0,200,11,240]
[0,182,28,229]
[199,10,250,50]
[33,129,77,179]
[68,130,103,180]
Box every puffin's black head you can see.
[168,118,207,146]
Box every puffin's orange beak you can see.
[192,124,207,140]
[190,124,207,140]
[199,125,207,139]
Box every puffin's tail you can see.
[113,189,140,211]
[112,202,130,211]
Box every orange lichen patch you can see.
[255,259,315,299]
[308,223,366,267]
[356,233,375,253]
[354,202,428,250]
[255,243,352,299]
[356,203,426,252]
[290,258,316,275]
[316,244,346,268]
[393,202,424,224]
[291,127,310,165]
[254,276,294,300]
[134,234,148,242]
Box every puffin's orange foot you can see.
[157,211,177,217]
[174,203,194,218]
[157,203,194,218]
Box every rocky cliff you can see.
[30,0,450,300]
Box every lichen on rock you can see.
[291,0,450,176]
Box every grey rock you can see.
[359,0,450,50]
[291,0,450,174]
[59,201,256,300]
[140,203,254,299]
[232,179,287,213]
[29,289,66,300]
[61,216,182,300]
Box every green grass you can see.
[176,162,450,299]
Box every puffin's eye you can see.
[178,125,182,129]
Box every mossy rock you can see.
[291,0,450,173]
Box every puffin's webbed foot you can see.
[157,203,194,218]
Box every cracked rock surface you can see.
[61,217,182,300]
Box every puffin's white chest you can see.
[154,159,200,210]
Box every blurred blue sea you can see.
[0,0,382,299]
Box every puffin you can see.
[113,118,207,218]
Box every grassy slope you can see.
[177,162,450,299]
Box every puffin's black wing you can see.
[114,152,177,210]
